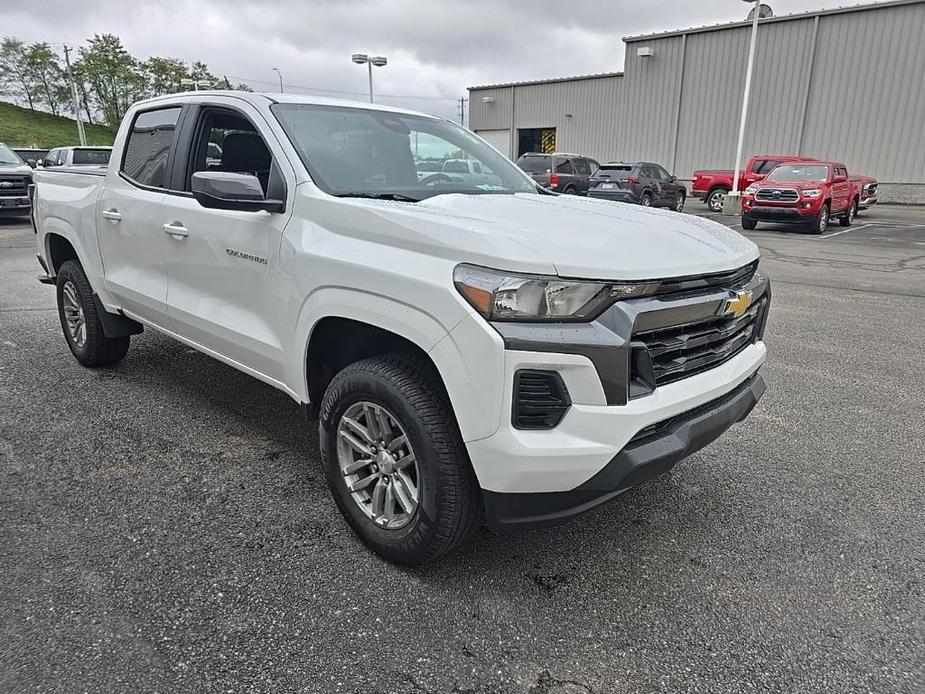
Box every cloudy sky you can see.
[5,0,870,121]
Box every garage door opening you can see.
[518,128,556,157]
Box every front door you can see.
[97,105,183,326]
[160,102,294,382]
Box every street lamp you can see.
[725,0,763,215]
[351,53,388,103]
[180,78,213,91]
[273,67,284,94]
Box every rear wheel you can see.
[319,355,482,565]
[808,203,830,235]
[56,260,130,367]
[640,192,653,207]
[563,186,577,195]
[839,199,857,227]
[706,187,728,212]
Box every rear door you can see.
[655,164,681,206]
[97,105,184,326]
[157,99,295,381]
[573,157,592,194]
[641,164,662,204]
[554,157,575,192]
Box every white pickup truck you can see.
[33,92,770,564]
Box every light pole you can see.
[351,53,388,103]
[724,0,763,215]
[273,67,284,93]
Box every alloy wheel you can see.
[336,401,420,530]
[62,281,87,348]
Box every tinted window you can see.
[574,158,591,175]
[641,164,657,179]
[766,164,829,182]
[598,164,634,178]
[72,149,111,165]
[655,165,671,180]
[472,162,482,174]
[518,156,551,173]
[755,159,781,175]
[121,106,182,188]
[555,158,574,174]
[42,150,58,167]
[443,161,469,173]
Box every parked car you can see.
[12,148,49,169]
[439,159,502,186]
[516,152,599,195]
[41,146,113,168]
[415,159,444,181]
[33,92,770,564]
[692,154,818,212]
[741,161,859,234]
[0,142,33,218]
[588,161,686,211]
[851,174,878,212]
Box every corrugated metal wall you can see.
[470,1,925,194]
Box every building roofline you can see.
[468,71,623,92]
[623,0,924,42]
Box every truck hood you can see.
[323,192,759,280]
[0,163,33,176]
[754,179,824,190]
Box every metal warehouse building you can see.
[468,0,925,203]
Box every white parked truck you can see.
[32,92,770,564]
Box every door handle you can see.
[101,208,122,222]
[162,222,189,239]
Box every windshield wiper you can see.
[334,192,420,203]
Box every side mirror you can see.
[191,171,284,213]
[669,175,677,182]
[26,159,37,169]
[833,175,847,183]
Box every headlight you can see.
[453,264,658,322]
[801,189,822,198]
[745,185,759,195]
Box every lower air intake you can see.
[512,370,571,430]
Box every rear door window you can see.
[518,156,551,173]
[121,106,182,188]
[555,158,574,174]
[574,158,591,175]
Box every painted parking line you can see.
[818,223,873,239]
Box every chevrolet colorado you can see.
[741,160,859,234]
[33,92,770,564]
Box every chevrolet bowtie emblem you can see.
[720,289,754,318]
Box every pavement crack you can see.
[529,670,596,694]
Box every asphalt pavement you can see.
[1,205,923,693]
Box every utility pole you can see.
[62,45,87,146]
[458,97,468,125]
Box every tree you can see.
[24,42,64,116]
[78,34,145,126]
[0,37,37,110]
[142,56,187,96]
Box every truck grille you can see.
[756,188,799,202]
[632,296,768,387]
[865,182,878,195]
[0,175,30,195]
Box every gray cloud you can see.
[5,0,852,121]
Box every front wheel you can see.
[56,260,130,367]
[808,203,830,235]
[741,217,757,230]
[674,192,686,212]
[319,355,482,565]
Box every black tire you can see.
[319,354,483,565]
[563,186,577,195]
[706,187,729,212]
[741,217,757,230]
[808,203,830,235]
[640,192,653,207]
[55,260,130,367]
[674,192,686,212]
[839,199,857,227]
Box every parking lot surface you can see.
[1,205,923,693]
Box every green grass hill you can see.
[0,100,116,148]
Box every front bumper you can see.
[743,204,816,224]
[484,373,766,530]
[0,196,31,217]
[859,195,878,209]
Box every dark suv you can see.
[516,153,599,195]
[588,161,686,211]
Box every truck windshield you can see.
[272,103,537,201]
[766,164,829,182]
[0,143,24,166]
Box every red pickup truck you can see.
[740,161,860,234]
[692,154,817,212]
[851,174,879,212]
